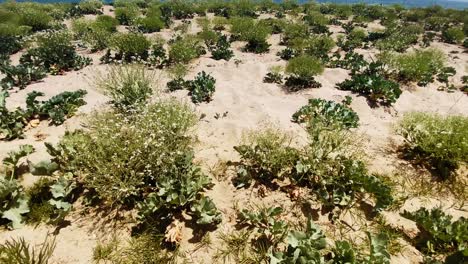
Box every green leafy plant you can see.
[76,0,103,15]
[402,207,467,257]
[114,4,140,26]
[285,55,324,91]
[20,31,91,74]
[263,66,283,84]
[230,17,271,53]
[168,35,206,64]
[190,196,222,225]
[441,27,465,44]
[187,71,216,104]
[0,58,46,90]
[396,112,468,179]
[26,90,87,125]
[0,145,33,228]
[384,48,446,86]
[209,34,234,61]
[292,98,359,129]
[108,32,151,62]
[95,64,155,111]
[337,62,401,105]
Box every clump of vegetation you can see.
[114,3,140,26]
[134,4,166,33]
[45,98,222,229]
[285,55,323,91]
[374,24,423,52]
[95,64,155,111]
[0,24,29,55]
[72,15,118,51]
[384,48,446,86]
[107,32,151,62]
[441,27,465,45]
[209,34,234,61]
[337,60,401,106]
[0,57,46,90]
[235,121,393,213]
[168,35,206,64]
[230,17,271,53]
[167,71,216,104]
[0,89,87,140]
[0,145,33,228]
[402,207,467,259]
[0,236,56,264]
[292,97,359,129]
[76,0,103,15]
[396,112,468,179]
[263,65,283,84]
[217,212,391,264]
[20,31,91,74]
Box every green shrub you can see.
[386,48,446,86]
[95,15,118,32]
[0,236,56,264]
[285,55,323,91]
[115,4,140,26]
[289,35,335,61]
[281,22,309,45]
[18,8,52,32]
[234,125,393,211]
[187,71,216,103]
[47,99,197,205]
[441,27,465,44]
[0,89,87,140]
[109,32,151,62]
[303,11,329,34]
[292,98,359,129]
[230,17,271,53]
[339,28,367,51]
[402,207,467,257]
[72,18,113,51]
[209,34,234,61]
[0,58,46,90]
[135,16,165,33]
[77,0,103,15]
[20,31,91,73]
[0,24,29,55]
[95,65,155,110]
[168,35,205,64]
[263,65,283,84]
[375,24,423,52]
[337,62,401,106]
[397,112,468,179]
[0,177,29,228]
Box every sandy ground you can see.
[1,8,467,264]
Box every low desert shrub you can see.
[20,31,91,74]
[0,58,46,90]
[134,16,165,33]
[337,62,401,106]
[209,34,234,61]
[0,89,87,140]
[187,71,216,103]
[303,11,329,34]
[47,99,222,225]
[285,55,324,91]
[338,28,367,51]
[288,35,335,61]
[234,124,393,212]
[397,112,468,179]
[115,4,140,26]
[374,23,423,52]
[263,65,283,84]
[441,27,465,44]
[168,35,206,64]
[402,207,467,258]
[230,17,271,53]
[17,8,52,32]
[95,64,155,110]
[385,48,446,86]
[72,18,115,51]
[292,97,359,129]
[0,24,29,55]
[109,32,151,62]
[77,0,103,15]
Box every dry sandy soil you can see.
[0,6,467,264]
